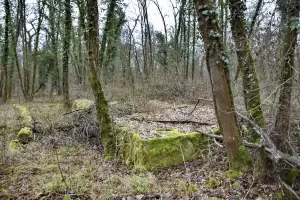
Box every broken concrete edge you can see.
[71,98,215,171]
[116,127,211,171]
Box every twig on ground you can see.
[154,120,212,126]
[130,117,213,126]
[188,98,213,115]
[279,177,300,200]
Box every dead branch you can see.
[279,177,300,200]
[236,112,277,149]
[195,129,300,168]
[153,120,213,126]
[195,129,223,139]
[188,98,213,115]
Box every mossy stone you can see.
[17,127,33,144]
[72,99,94,110]
[13,104,33,128]
[9,140,23,152]
[118,129,209,171]
[62,195,71,200]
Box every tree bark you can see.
[273,0,300,153]
[86,0,116,158]
[194,0,241,162]
[229,0,266,180]
[31,0,45,99]
[62,0,72,108]
[1,0,10,103]
[229,0,265,132]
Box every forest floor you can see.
[0,94,286,200]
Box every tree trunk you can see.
[62,0,71,108]
[49,0,61,96]
[86,0,116,158]
[194,0,241,163]
[31,0,45,99]
[229,0,265,133]
[191,7,196,81]
[152,0,168,74]
[175,0,187,71]
[273,0,300,153]
[229,0,266,180]
[2,0,10,103]
[99,0,117,71]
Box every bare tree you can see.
[273,0,300,153]
[86,0,116,158]
[193,0,242,163]
[62,0,72,108]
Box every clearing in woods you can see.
[0,96,280,199]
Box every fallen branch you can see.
[189,98,213,115]
[279,177,300,200]
[236,112,277,150]
[153,120,213,126]
[195,130,300,168]
[195,130,223,139]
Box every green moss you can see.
[118,129,209,171]
[156,129,183,136]
[72,99,94,110]
[275,192,283,200]
[212,127,220,135]
[225,169,242,179]
[232,182,240,189]
[225,145,252,179]
[17,127,33,144]
[187,184,199,195]
[231,145,253,173]
[104,156,113,161]
[281,168,299,186]
[205,177,220,189]
[9,140,23,152]
[178,181,199,195]
[62,195,71,200]
[13,104,33,128]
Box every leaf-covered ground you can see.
[0,98,284,199]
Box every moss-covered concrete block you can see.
[72,99,94,110]
[17,127,33,144]
[9,140,23,152]
[118,129,209,171]
[13,104,33,128]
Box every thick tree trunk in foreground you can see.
[62,0,71,108]
[273,0,300,153]
[193,0,240,162]
[86,0,116,158]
